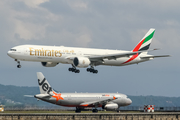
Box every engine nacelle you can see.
[41,62,58,67]
[73,57,91,68]
[102,103,118,110]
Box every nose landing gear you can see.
[15,59,21,68]
[17,64,21,68]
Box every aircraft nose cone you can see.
[126,98,132,105]
[7,51,11,56]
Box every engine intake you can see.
[41,62,58,67]
[73,57,91,68]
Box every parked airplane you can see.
[7,28,169,73]
[32,72,132,112]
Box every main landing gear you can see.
[117,110,120,113]
[68,65,98,74]
[87,66,98,74]
[75,107,81,113]
[75,107,98,113]
[15,59,21,68]
[92,109,98,113]
[68,64,80,73]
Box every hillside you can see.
[0,84,179,107]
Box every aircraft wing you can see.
[140,55,170,59]
[66,50,149,62]
[79,96,117,107]
[89,51,140,61]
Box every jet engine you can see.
[102,103,118,110]
[73,57,91,68]
[41,62,59,67]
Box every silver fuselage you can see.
[35,93,132,108]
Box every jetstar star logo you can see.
[52,91,64,102]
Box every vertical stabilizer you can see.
[37,72,53,94]
[133,28,155,53]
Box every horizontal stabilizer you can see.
[147,48,160,52]
[141,55,170,59]
[24,95,34,97]
[34,94,51,98]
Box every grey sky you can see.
[0,0,179,97]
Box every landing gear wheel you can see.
[16,60,21,68]
[75,69,80,73]
[92,109,98,113]
[75,108,81,113]
[68,66,80,73]
[72,68,75,72]
[87,67,98,74]
[117,110,120,113]
[93,70,98,74]
[17,65,21,68]
[68,68,72,71]
[89,68,93,72]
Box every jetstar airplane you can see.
[7,28,169,73]
[31,72,132,112]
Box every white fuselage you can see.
[7,45,150,67]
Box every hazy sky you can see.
[1,0,179,97]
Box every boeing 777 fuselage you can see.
[7,29,169,73]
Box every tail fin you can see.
[132,28,155,53]
[37,72,53,94]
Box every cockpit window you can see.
[10,49,16,51]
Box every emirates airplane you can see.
[7,28,169,73]
[32,72,132,112]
